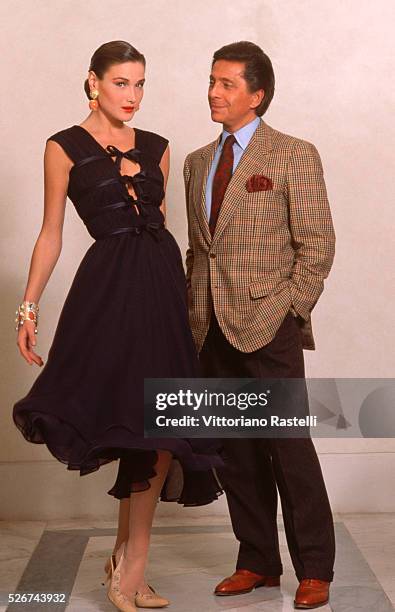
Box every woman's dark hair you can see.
[212,41,275,116]
[84,40,145,99]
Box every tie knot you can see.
[223,134,236,150]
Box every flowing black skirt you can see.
[13,230,223,505]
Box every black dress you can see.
[13,125,223,505]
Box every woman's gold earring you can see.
[89,89,99,111]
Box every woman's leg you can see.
[104,499,130,578]
[116,450,172,595]
[115,498,130,551]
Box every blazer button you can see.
[209,253,216,258]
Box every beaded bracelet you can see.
[15,301,39,334]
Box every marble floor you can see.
[0,514,394,611]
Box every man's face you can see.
[208,60,263,132]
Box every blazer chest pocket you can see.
[249,276,290,299]
[244,189,285,207]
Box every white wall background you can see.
[1,0,394,520]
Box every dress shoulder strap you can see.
[46,126,102,166]
[135,129,169,164]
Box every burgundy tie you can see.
[209,134,236,236]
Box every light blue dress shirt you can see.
[205,116,261,220]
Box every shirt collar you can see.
[221,116,261,150]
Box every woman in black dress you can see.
[13,41,223,612]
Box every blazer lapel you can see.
[192,136,220,245]
[212,120,273,247]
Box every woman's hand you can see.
[17,321,44,366]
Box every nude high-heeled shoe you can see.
[135,584,170,608]
[107,550,137,612]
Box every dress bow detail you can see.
[119,170,147,187]
[106,145,141,166]
[143,222,164,241]
[119,170,150,218]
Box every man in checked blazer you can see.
[183,42,336,609]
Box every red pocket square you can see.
[246,174,273,193]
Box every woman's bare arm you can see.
[17,140,71,366]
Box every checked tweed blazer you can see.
[183,120,335,353]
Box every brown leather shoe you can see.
[214,569,280,596]
[294,579,330,609]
